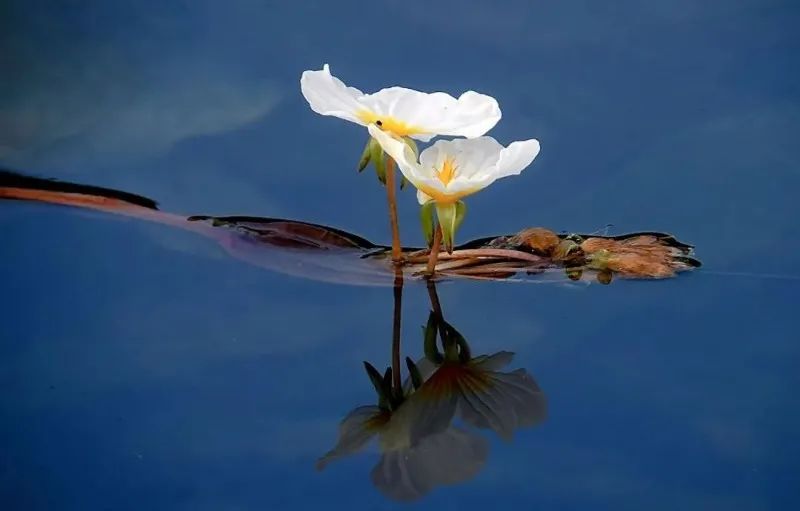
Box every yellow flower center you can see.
[417,157,477,204]
[436,157,457,186]
[356,110,425,137]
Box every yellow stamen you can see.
[356,110,425,137]
[436,157,457,186]
[415,157,476,204]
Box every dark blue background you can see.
[2,1,799,509]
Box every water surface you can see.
[2,1,799,509]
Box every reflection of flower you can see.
[318,305,545,501]
[369,124,540,205]
[300,64,500,141]
[317,391,488,501]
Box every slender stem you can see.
[391,269,403,394]
[426,226,443,275]
[385,157,403,263]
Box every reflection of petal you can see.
[471,351,515,371]
[316,405,387,470]
[407,384,459,446]
[458,367,547,440]
[371,427,489,501]
[406,365,464,445]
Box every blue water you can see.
[2,1,800,509]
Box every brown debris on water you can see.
[508,228,561,256]
[448,227,700,281]
[580,235,699,279]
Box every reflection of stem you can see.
[391,269,404,394]
[426,225,443,275]
[385,158,402,263]
[426,278,443,320]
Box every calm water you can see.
[2,1,800,509]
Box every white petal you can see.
[368,88,501,141]
[438,137,540,197]
[493,139,541,178]
[418,140,447,173]
[360,87,429,119]
[416,189,433,205]
[367,124,428,184]
[300,64,366,125]
[439,137,505,179]
[441,175,487,195]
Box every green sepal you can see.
[369,137,386,185]
[406,357,423,390]
[441,320,471,363]
[357,138,372,172]
[382,366,401,406]
[455,201,466,231]
[382,366,393,391]
[420,202,436,247]
[399,175,408,190]
[423,312,444,364]
[435,201,467,253]
[363,361,389,408]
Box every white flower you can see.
[368,124,540,205]
[300,64,501,142]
